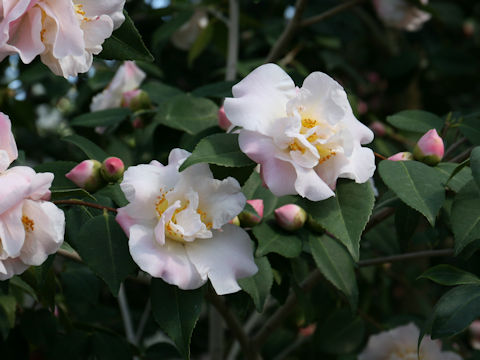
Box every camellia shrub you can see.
[0,0,479,359]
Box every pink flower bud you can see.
[238,199,264,227]
[218,106,232,131]
[101,157,125,182]
[299,323,317,337]
[66,160,104,192]
[274,204,307,232]
[121,89,151,111]
[470,320,480,350]
[388,152,414,161]
[413,129,444,166]
[229,216,240,226]
[369,121,386,137]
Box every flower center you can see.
[22,216,35,233]
[74,4,91,22]
[389,348,423,360]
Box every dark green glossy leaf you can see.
[419,265,480,286]
[70,108,131,128]
[238,256,273,312]
[253,219,303,258]
[386,110,444,133]
[63,135,109,161]
[471,147,480,189]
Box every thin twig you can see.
[225,0,239,81]
[252,248,454,349]
[205,287,257,359]
[265,0,309,63]
[53,199,117,213]
[444,137,468,160]
[135,300,151,344]
[300,0,366,27]
[449,146,473,163]
[374,152,387,160]
[364,208,395,233]
[118,284,137,345]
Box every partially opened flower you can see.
[91,61,146,112]
[373,0,431,31]
[116,149,258,295]
[0,112,65,280]
[224,64,375,201]
[359,323,462,360]
[0,0,126,77]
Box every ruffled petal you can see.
[0,257,29,281]
[0,112,18,171]
[79,0,126,29]
[186,224,257,295]
[0,202,25,258]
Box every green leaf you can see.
[70,108,131,128]
[151,279,203,360]
[69,213,136,295]
[34,161,78,190]
[179,134,254,171]
[471,147,480,189]
[386,110,444,133]
[309,235,358,311]
[142,81,183,105]
[99,11,153,62]
[238,256,273,312]
[63,135,109,161]
[460,117,480,145]
[378,160,445,226]
[419,265,480,286]
[430,285,480,339]
[435,162,472,192]
[451,180,480,254]
[154,94,218,135]
[253,219,303,258]
[300,180,375,261]
[315,309,365,355]
[192,81,236,98]
[91,332,133,360]
[188,21,214,66]
[0,295,16,328]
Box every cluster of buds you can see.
[388,129,444,166]
[66,157,125,193]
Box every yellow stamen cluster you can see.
[22,216,35,233]
[74,4,91,22]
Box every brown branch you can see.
[449,146,473,163]
[53,199,118,213]
[300,0,366,27]
[252,248,454,350]
[444,137,468,160]
[364,208,395,233]
[205,287,259,359]
[374,152,387,161]
[265,0,309,63]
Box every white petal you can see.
[0,112,18,171]
[224,63,296,135]
[0,258,29,281]
[128,224,205,290]
[79,0,126,29]
[0,202,25,258]
[19,200,65,266]
[292,163,335,201]
[186,224,257,295]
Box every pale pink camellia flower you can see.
[91,61,146,112]
[224,64,376,201]
[274,204,307,232]
[413,129,444,166]
[116,148,258,295]
[373,0,431,32]
[358,323,462,360]
[388,151,414,161]
[65,159,104,192]
[0,112,65,280]
[218,106,233,131]
[0,0,126,77]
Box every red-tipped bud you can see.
[229,216,241,226]
[101,157,125,182]
[218,106,232,131]
[413,129,444,166]
[121,89,151,111]
[274,204,307,232]
[238,199,264,227]
[388,152,414,161]
[369,121,386,137]
[66,160,104,192]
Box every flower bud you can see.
[66,160,104,192]
[101,157,125,182]
[369,121,386,137]
[218,106,232,131]
[274,204,307,232]
[413,129,444,166]
[229,216,240,226]
[388,152,414,161]
[121,89,151,112]
[470,320,480,350]
[238,199,264,227]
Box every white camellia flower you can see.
[0,0,126,77]
[224,63,376,201]
[373,0,431,31]
[90,61,146,112]
[359,323,462,360]
[116,148,258,295]
[0,112,65,280]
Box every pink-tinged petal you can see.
[224,63,296,135]
[218,106,232,131]
[0,202,25,258]
[388,151,413,161]
[19,200,65,266]
[238,130,297,196]
[0,167,32,215]
[0,112,18,171]
[168,148,192,169]
[185,224,257,295]
[27,172,54,200]
[128,224,205,290]
[292,163,334,201]
[116,207,135,236]
[339,146,376,184]
[80,15,113,54]
[0,257,29,281]
[80,0,126,29]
